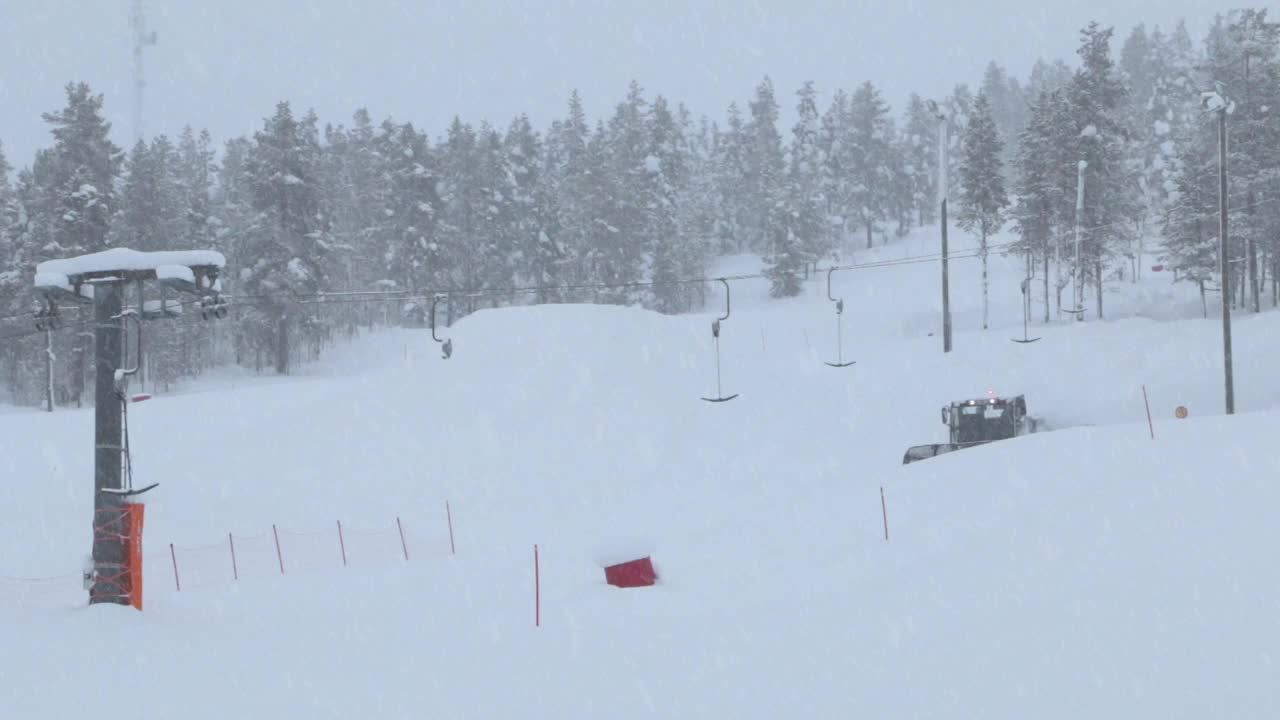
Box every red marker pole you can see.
[337,520,348,567]
[1142,385,1155,440]
[228,533,239,581]
[534,544,541,628]
[273,524,285,575]
[396,516,409,562]
[169,543,181,592]
[880,487,890,542]
[446,501,456,556]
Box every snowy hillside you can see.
[3,227,1278,718]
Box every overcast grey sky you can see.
[0,1,1234,168]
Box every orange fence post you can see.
[337,520,348,567]
[228,533,239,581]
[127,503,145,610]
[396,517,409,562]
[169,542,180,592]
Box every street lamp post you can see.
[1073,160,1087,321]
[1202,86,1235,415]
[928,100,952,353]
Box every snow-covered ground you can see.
[3,227,1278,718]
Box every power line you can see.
[6,200,1268,340]
[226,243,1013,307]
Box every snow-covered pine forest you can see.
[1,11,1278,407]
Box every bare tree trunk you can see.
[1055,269,1063,320]
[44,328,54,413]
[74,334,87,408]
[1043,253,1050,324]
[1095,261,1104,320]
[981,230,989,330]
[1239,262,1246,309]
[1135,224,1142,283]
[275,315,290,375]
[1273,253,1279,308]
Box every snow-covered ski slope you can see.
[3,227,1279,718]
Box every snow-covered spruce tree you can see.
[3,85,123,405]
[767,81,824,298]
[39,83,123,258]
[1012,89,1075,321]
[1168,10,1280,310]
[899,94,939,228]
[887,133,915,237]
[0,142,15,279]
[321,109,389,317]
[676,112,719,311]
[1067,22,1142,319]
[506,114,564,304]
[788,81,830,269]
[239,102,330,374]
[436,117,482,314]
[0,169,57,406]
[503,115,540,281]
[0,140,22,312]
[1162,119,1219,303]
[581,120,620,301]
[647,95,689,313]
[957,92,1009,330]
[817,90,851,247]
[713,102,751,254]
[473,123,518,306]
[381,122,443,311]
[211,135,282,368]
[979,62,1028,186]
[1212,10,1280,310]
[1143,24,1202,224]
[0,139,30,403]
[596,81,653,304]
[547,91,595,300]
[943,84,973,197]
[155,128,221,386]
[842,82,896,249]
[742,77,786,256]
[1118,22,1198,281]
[176,128,217,249]
[114,137,181,252]
[112,136,185,391]
[1026,59,1075,102]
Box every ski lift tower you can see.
[34,248,227,608]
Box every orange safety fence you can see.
[4,502,456,605]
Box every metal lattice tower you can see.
[130,0,158,146]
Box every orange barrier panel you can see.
[127,503,145,610]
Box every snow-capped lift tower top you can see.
[35,248,225,301]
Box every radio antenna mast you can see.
[130,0,158,145]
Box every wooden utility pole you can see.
[1217,104,1234,415]
[929,99,952,353]
[942,198,951,352]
